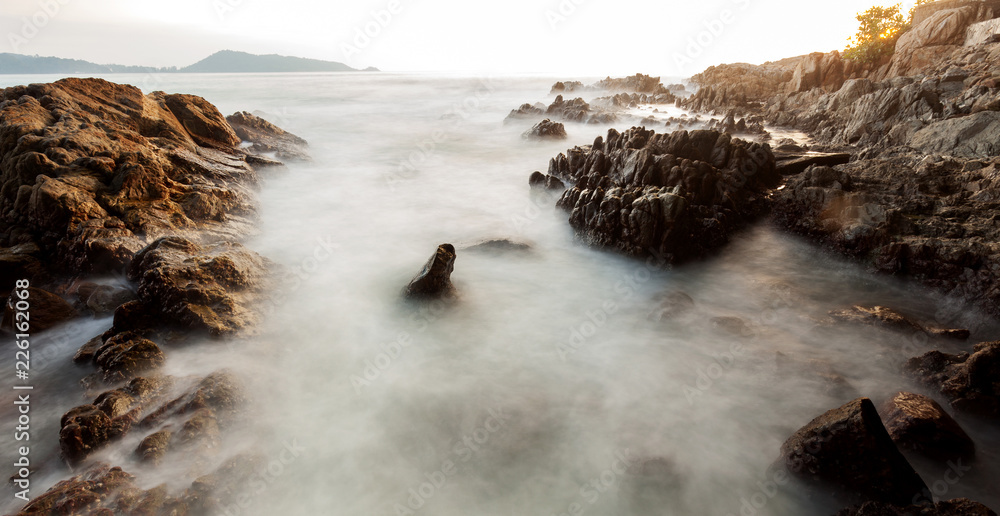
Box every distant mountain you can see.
[0,53,167,74]
[180,50,369,73]
[0,50,378,75]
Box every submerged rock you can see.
[462,239,533,253]
[778,397,928,506]
[879,391,975,461]
[402,244,457,300]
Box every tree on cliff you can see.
[844,3,910,63]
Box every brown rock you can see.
[126,236,270,335]
[880,391,975,461]
[93,332,166,383]
[778,397,928,506]
[135,430,173,464]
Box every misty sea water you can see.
[0,72,997,516]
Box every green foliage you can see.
[843,3,910,64]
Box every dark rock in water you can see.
[905,341,1000,417]
[547,95,591,123]
[463,239,533,253]
[2,287,77,332]
[125,236,270,336]
[879,391,975,461]
[778,397,928,506]
[776,153,852,176]
[523,119,567,140]
[403,244,457,300]
[528,171,566,190]
[835,498,998,516]
[543,127,778,263]
[226,110,310,162]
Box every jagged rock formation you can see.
[541,127,778,263]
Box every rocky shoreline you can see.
[504,1,1000,513]
[1,77,306,514]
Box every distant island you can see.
[0,50,378,74]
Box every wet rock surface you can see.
[124,236,270,335]
[541,127,778,263]
[905,341,1000,417]
[778,397,928,506]
[879,391,975,461]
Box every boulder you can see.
[905,341,1000,417]
[2,287,77,332]
[879,391,975,461]
[135,430,173,464]
[125,237,270,335]
[775,154,852,176]
[778,397,928,506]
[402,244,457,300]
[462,239,533,253]
[523,119,567,139]
[544,127,779,263]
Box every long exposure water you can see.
[1,72,998,515]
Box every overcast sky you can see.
[1,0,919,76]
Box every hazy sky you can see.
[1,0,921,76]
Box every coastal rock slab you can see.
[226,110,309,161]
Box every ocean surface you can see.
[1,72,998,516]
